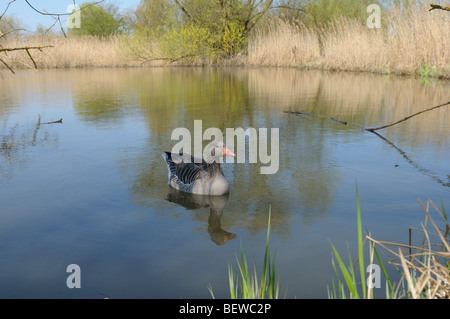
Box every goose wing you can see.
[162,152,208,190]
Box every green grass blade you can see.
[260,205,272,298]
[207,283,215,299]
[373,244,394,296]
[225,205,278,299]
[228,263,236,299]
[331,242,359,298]
[356,185,366,299]
[440,198,447,221]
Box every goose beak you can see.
[222,147,236,157]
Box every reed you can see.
[248,2,449,78]
[209,205,280,299]
[329,188,449,299]
[0,35,141,69]
[247,17,320,67]
[328,186,388,299]
[368,198,449,299]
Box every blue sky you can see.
[2,0,141,31]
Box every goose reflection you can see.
[166,188,236,245]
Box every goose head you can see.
[204,141,236,164]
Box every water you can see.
[0,67,448,298]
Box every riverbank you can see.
[1,4,448,79]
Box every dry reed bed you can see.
[369,198,449,299]
[0,35,141,69]
[248,3,449,78]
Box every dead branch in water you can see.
[283,111,348,125]
[284,101,450,187]
[41,118,63,124]
[365,101,450,132]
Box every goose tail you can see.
[162,152,175,183]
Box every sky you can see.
[2,0,141,31]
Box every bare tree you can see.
[0,0,104,73]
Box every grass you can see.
[209,205,280,299]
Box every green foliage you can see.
[420,65,437,78]
[133,0,178,38]
[68,2,126,37]
[131,0,273,62]
[221,20,248,57]
[303,0,378,28]
[270,0,383,29]
[160,24,217,61]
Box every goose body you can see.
[162,141,235,196]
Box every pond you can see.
[0,67,448,298]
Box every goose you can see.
[162,141,236,196]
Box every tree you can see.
[131,0,276,62]
[133,0,178,36]
[68,2,126,37]
[303,0,377,28]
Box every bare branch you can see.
[23,0,106,37]
[139,54,196,64]
[173,0,192,19]
[23,0,104,16]
[247,0,274,33]
[0,45,53,53]
[0,57,15,73]
[429,4,450,11]
[0,0,16,20]
[0,28,26,38]
[269,5,307,13]
[25,48,37,68]
[365,101,450,132]
[0,46,53,73]
[0,0,95,72]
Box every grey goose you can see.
[162,141,236,196]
